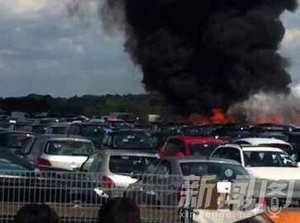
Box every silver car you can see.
[79,150,158,197]
[24,135,95,171]
[126,157,249,206]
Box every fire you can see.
[163,108,300,126]
[189,108,234,125]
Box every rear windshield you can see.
[45,140,93,156]
[109,155,156,174]
[244,151,297,167]
[113,132,154,149]
[180,162,248,180]
[188,143,221,156]
[80,126,106,138]
[51,127,68,134]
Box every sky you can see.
[0,0,299,97]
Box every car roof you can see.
[168,136,224,143]
[95,149,158,157]
[36,134,92,142]
[161,156,241,165]
[235,137,289,145]
[241,146,284,152]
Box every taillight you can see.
[177,186,184,202]
[102,176,116,188]
[257,197,267,208]
[37,158,51,166]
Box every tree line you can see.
[0,94,163,118]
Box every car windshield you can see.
[244,151,297,167]
[45,140,93,156]
[188,143,221,156]
[180,162,248,180]
[113,132,154,149]
[109,155,157,174]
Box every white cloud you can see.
[283,28,300,47]
[0,0,47,15]
[47,37,84,54]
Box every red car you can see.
[159,136,225,158]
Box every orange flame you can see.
[188,108,234,124]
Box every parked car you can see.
[210,145,300,180]
[67,122,109,149]
[126,157,249,206]
[180,124,223,136]
[0,131,34,154]
[24,135,95,171]
[79,149,158,196]
[159,136,224,158]
[287,132,300,161]
[46,122,71,135]
[212,123,254,140]
[233,138,297,160]
[102,130,156,152]
[31,124,49,134]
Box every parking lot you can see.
[0,114,299,222]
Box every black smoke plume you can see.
[101,0,298,115]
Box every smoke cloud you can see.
[100,0,298,115]
[229,86,300,124]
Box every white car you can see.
[80,149,158,197]
[24,135,95,170]
[210,144,300,180]
[233,137,294,153]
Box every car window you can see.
[81,153,102,172]
[45,141,93,156]
[80,126,105,138]
[180,162,248,180]
[29,138,44,155]
[51,127,67,134]
[112,132,154,149]
[165,139,185,155]
[69,125,80,135]
[244,151,297,167]
[109,155,157,175]
[156,161,171,175]
[102,135,109,145]
[212,147,241,163]
[188,143,220,156]
[144,159,161,174]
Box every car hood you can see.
[246,167,300,180]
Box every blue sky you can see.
[0,0,299,97]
